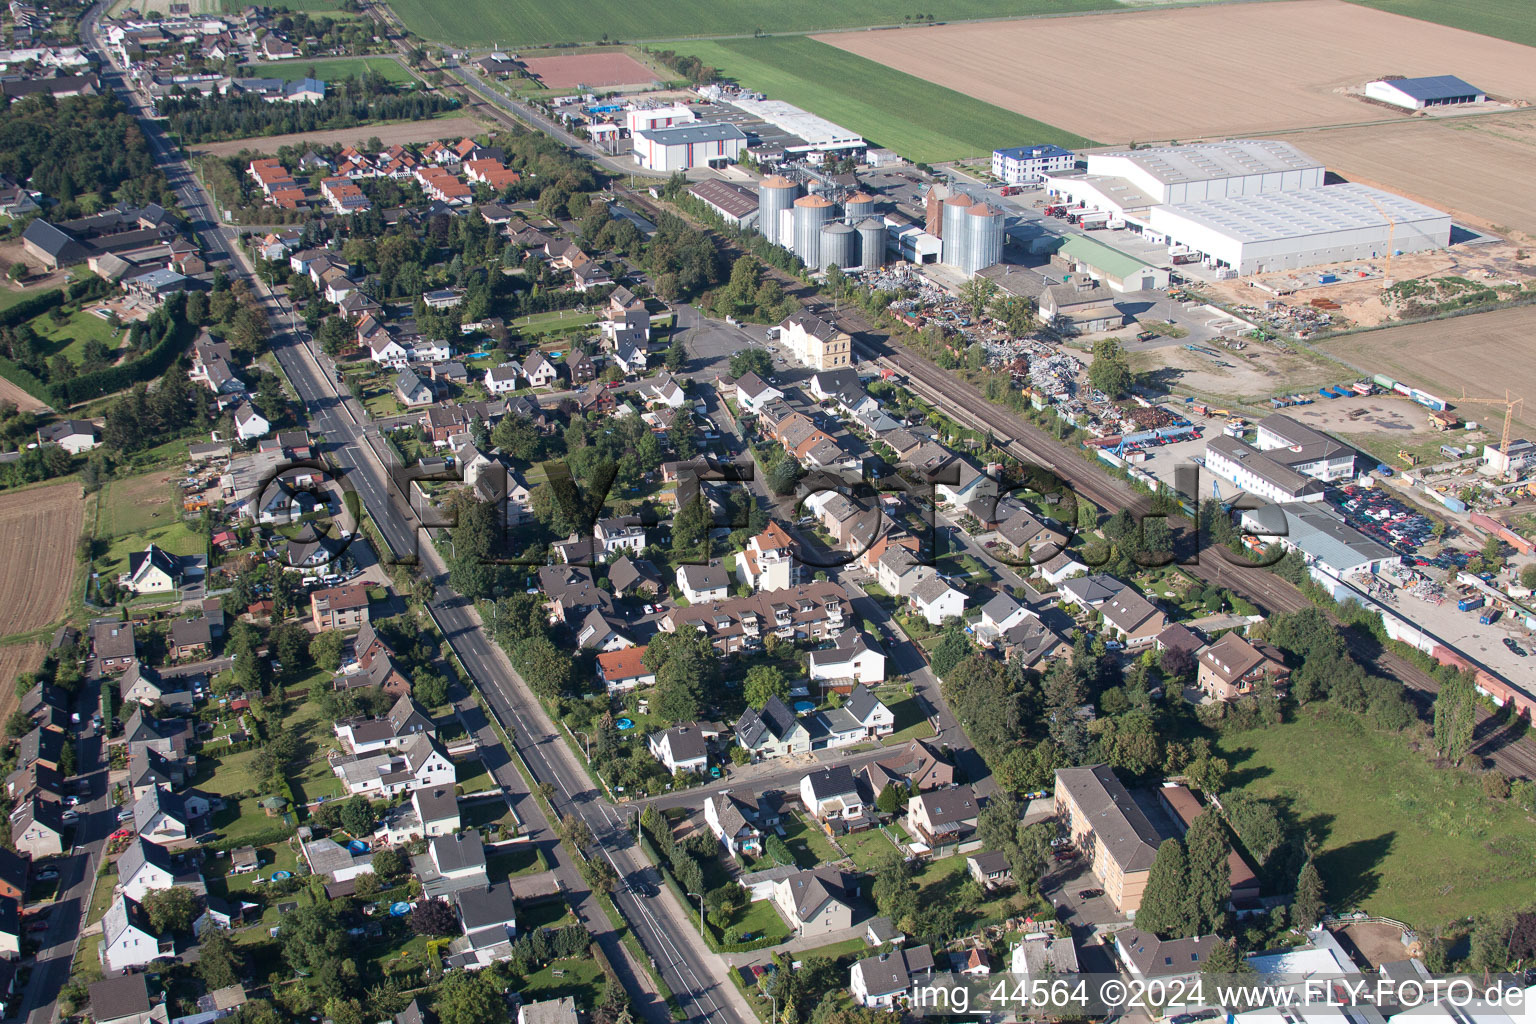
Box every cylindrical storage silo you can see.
[820,221,857,273]
[843,192,876,225]
[758,175,799,248]
[940,193,974,270]
[793,195,835,270]
[857,218,886,269]
[962,202,1004,275]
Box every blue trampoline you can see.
[347,840,370,854]
[390,902,412,916]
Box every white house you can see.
[597,647,655,692]
[595,516,646,557]
[116,838,180,903]
[704,792,768,859]
[37,419,101,454]
[799,765,863,823]
[908,576,968,626]
[331,734,455,797]
[641,374,686,409]
[368,334,411,368]
[612,344,648,375]
[124,546,181,595]
[413,786,461,838]
[808,632,886,686]
[100,895,162,973]
[648,726,708,774]
[773,867,854,937]
[233,404,269,441]
[522,351,558,389]
[733,372,782,416]
[676,563,730,605]
[484,365,522,395]
[843,684,895,738]
[737,522,795,593]
[132,786,205,846]
[1037,547,1089,587]
[849,946,935,1008]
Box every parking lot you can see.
[1328,484,1436,556]
[1381,576,1534,681]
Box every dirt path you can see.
[0,377,48,413]
[190,114,488,158]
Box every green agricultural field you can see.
[1346,0,1536,47]
[240,56,415,84]
[221,0,357,13]
[1216,706,1536,928]
[662,37,1094,164]
[388,0,1116,47]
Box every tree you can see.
[411,898,460,937]
[1183,810,1232,936]
[959,274,999,323]
[514,634,572,699]
[729,348,773,381]
[1087,338,1135,399]
[1201,937,1249,975]
[340,795,376,836]
[144,886,198,934]
[4,710,28,738]
[1522,564,1536,591]
[929,618,974,678]
[372,846,406,880]
[1293,860,1325,930]
[433,969,503,1024]
[1134,839,1189,939]
[743,664,789,710]
[197,928,242,988]
[876,783,905,815]
[1432,670,1479,766]
[310,630,345,671]
[560,814,594,850]
[59,742,77,777]
[870,854,917,929]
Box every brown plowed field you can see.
[191,115,488,157]
[815,0,1536,141]
[1321,305,1536,436]
[521,53,658,89]
[0,481,83,635]
[0,643,45,730]
[1262,111,1536,239]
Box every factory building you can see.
[1147,183,1451,275]
[843,193,876,225]
[937,194,1003,276]
[632,123,747,172]
[1364,75,1485,111]
[820,221,857,272]
[857,219,887,269]
[1252,414,1358,481]
[758,175,799,248]
[1481,439,1536,478]
[1204,435,1325,505]
[688,179,759,228]
[1054,235,1169,293]
[625,103,696,136]
[991,144,1075,185]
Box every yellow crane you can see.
[1458,388,1525,479]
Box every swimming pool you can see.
[616,717,635,730]
[793,701,816,714]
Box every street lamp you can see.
[686,891,705,938]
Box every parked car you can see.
[1077,888,1104,900]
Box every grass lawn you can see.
[100,470,181,537]
[794,936,870,963]
[1216,705,1536,928]
[0,284,59,314]
[453,759,495,794]
[461,798,517,832]
[389,0,1113,46]
[838,827,902,872]
[519,898,578,933]
[71,933,103,983]
[1345,0,1536,46]
[239,56,414,83]
[29,307,124,364]
[519,957,607,1009]
[486,845,545,882]
[511,310,598,336]
[664,37,1094,164]
[879,695,935,746]
[85,867,118,926]
[780,811,841,868]
[284,697,347,805]
[711,898,791,945]
[193,745,265,797]
[100,520,205,578]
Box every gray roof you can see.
[520,998,579,1024]
[414,786,458,825]
[736,695,798,747]
[117,837,175,884]
[454,881,518,931]
[852,945,935,996]
[607,555,661,594]
[1159,183,1446,246]
[133,785,188,833]
[1055,765,1161,874]
[1243,501,1397,574]
[102,893,154,947]
[1101,588,1162,634]
[1116,929,1220,977]
[89,974,152,1024]
[636,122,748,146]
[430,829,485,873]
[1378,74,1483,101]
[653,726,707,764]
[844,682,886,724]
[969,849,1010,874]
[1059,574,1124,606]
[981,591,1024,624]
[781,866,848,921]
[913,784,978,827]
[803,764,858,801]
[909,575,958,606]
[169,616,212,648]
[677,562,729,593]
[688,178,758,219]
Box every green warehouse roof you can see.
[1058,234,1154,281]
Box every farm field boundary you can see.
[813,0,1536,142]
[1344,0,1536,48]
[0,481,85,636]
[661,37,1093,165]
[189,114,488,158]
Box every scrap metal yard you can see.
[814,0,1536,141]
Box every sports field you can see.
[240,56,415,84]
[387,0,1115,48]
[1320,305,1536,436]
[1262,110,1536,239]
[664,37,1092,164]
[1346,0,1536,47]
[815,0,1536,141]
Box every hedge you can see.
[51,301,195,406]
[0,357,51,406]
[0,288,63,328]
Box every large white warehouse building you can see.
[632,122,748,172]
[1046,140,1324,218]
[1147,183,1452,275]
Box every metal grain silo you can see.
[820,221,857,272]
[940,193,974,270]
[793,195,835,269]
[758,174,799,248]
[962,202,1004,275]
[843,192,876,225]
[857,218,887,269]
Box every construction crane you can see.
[1458,388,1525,479]
[1360,191,1397,285]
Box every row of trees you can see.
[162,77,460,144]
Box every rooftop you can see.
[1094,139,1321,185]
[1373,74,1483,101]
[1156,183,1450,243]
